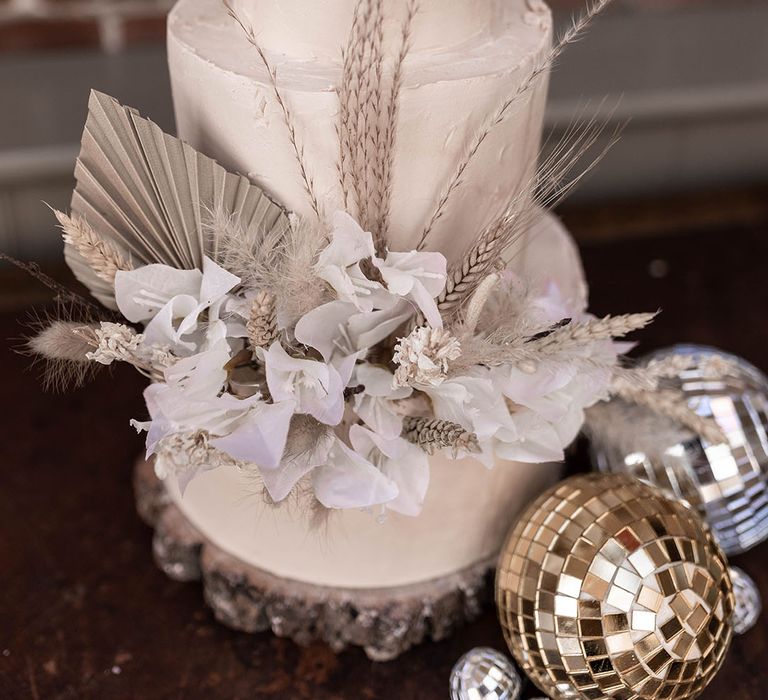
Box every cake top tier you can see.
[229,0,545,60]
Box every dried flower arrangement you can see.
[18,0,723,518]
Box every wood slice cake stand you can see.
[133,457,494,661]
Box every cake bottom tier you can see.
[134,457,561,660]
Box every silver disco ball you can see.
[730,566,762,635]
[591,344,768,556]
[449,647,522,700]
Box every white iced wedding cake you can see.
[21,0,685,664]
[150,0,587,657]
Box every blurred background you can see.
[0,0,767,272]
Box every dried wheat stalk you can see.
[610,356,696,393]
[417,0,615,249]
[448,312,655,375]
[435,230,506,320]
[433,110,618,320]
[402,416,479,455]
[338,0,417,251]
[447,335,538,375]
[55,210,131,283]
[612,386,726,445]
[375,0,418,240]
[606,350,739,445]
[362,1,385,236]
[585,400,693,461]
[247,291,278,350]
[337,3,362,214]
[224,2,321,219]
[339,0,370,217]
[529,312,657,352]
[338,0,384,242]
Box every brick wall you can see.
[0,0,173,54]
[0,0,755,55]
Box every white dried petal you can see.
[393,325,461,388]
[86,322,145,365]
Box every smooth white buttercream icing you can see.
[164,452,562,588]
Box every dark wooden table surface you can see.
[2,200,768,699]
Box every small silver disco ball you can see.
[591,344,768,556]
[730,566,762,635]
[449,647,522,700]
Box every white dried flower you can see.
[85,321,174,376]
[156,430,218,478]
[393,325,461,388]
[147,346,175,371]
[154,429,246,492]
[86,322,145,365]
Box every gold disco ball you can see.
[496,473,734,700]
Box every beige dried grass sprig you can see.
[450,312,656,374]
[338,0,385,241]
[27,319,99,391]
[417,0,615,249]
[402,416,479,456]
[55,210,131,284]
[376,0,418,240]
[529,312,657,353]
[611,385,726,445]
[585,400,693,461]
[224,2,321,219]
[457,272,500,337]
[211,205,285,286]
[611,355,696,393]
[607,352,729,444]
[247,291,279,350]
[215,208,330,328]
[433,108,618,320]
[283,415,333,464]
[338,0,418,250]
[28,320,98,363]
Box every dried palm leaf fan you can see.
[66,90,290,308]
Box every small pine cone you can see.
[247,291,278,351]
[402,416,479,456]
